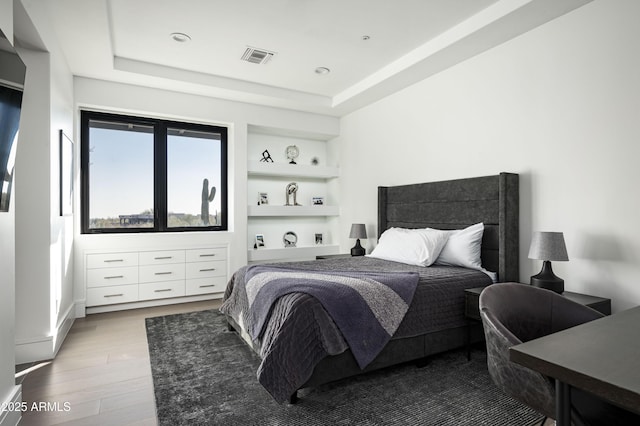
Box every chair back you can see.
[479,283,603,418]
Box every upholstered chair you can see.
[479,282,632,425]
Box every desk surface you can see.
[510,305,640,414]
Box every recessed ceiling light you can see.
[315,67,330,75]
[170,32,191,43]
[362,35,370,41]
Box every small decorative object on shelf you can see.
[260,149,273,162]
[283,231,297,247]
[315,233,323,245]
[285,182,301,206]
[311,157,319,166]
[312,196,324,205]
[258,192,269,205]
[286,145,299,164]
[255,234,265,249]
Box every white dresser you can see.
[85,246,227,310]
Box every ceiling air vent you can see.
[241,46,276,65]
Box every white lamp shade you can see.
[528,231,569,261]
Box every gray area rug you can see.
[146,309,543,425]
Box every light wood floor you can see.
[18,300,221,426]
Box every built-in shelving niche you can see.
[247,126,339,262]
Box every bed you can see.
[221,172,519,403]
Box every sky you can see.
[89,127,222,219]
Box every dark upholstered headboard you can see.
[377,172,519,282]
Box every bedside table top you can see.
[464,285,609,301]
[316,253,353,260]
[465,283,611,316]
[561,291,609,304]
[465,286,488,296]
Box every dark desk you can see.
[510,305,640,425]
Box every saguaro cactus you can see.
[201,178,217,225]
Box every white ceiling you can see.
[28,0,592,116]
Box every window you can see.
[80,111,227,233]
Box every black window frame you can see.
[80,110,228,234]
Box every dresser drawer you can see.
[87,252,138,269]
[139,250,185,265]
[186,247,226,262]
[87,266,138,288]
[87,284,138,306]
[186,261,226,279]
[186,277,227,296]
[139,264,185,283]
[139,281,186,300]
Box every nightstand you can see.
[464,286,487,360]
[561,291,611,315]
[316,254,353,260]
[463,284,612,360]
[464,287,485,322]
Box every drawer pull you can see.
[104,275,124,279]
[154,256,173,260]
[199,254,216,257]
[155,271,173,275]
[199,284,216,288]
[154,289,172,293]
[104,259,124,263]
[104,293,124,298]
[200,268,216,272]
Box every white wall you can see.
[0,191,18,423]
[13,0,76,363]
[336,0,640,312]
[0,101,20,425]
[0,1,21,424]
[0,197,19,424]
[73,77,339,311]
[49,30,75,349]
[0,0,12,44]
[13,47,53,362]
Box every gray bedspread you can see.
[245,265,419,369]
[220,257,492,403]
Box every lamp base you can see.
[530,260,564,293]
[351,239,365,256]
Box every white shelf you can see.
[248,245,340,262]
[247,130,339,263]
[248,161,339,179]
[248,205,339,217]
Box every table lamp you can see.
[349,223,367,256]
[528,231,569,293]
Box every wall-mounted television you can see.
[0,29,26,212]
[0,84,22,212]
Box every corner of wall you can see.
[53,302,75,357]
[14,302,75,364]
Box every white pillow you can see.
[433,223,484,270]
[367,227,449,267]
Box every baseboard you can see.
[15,302,75,364]
[53,303,75,357]
[85,293,222,315]
[74,300,86,318]
[0,385,22,426]
[15,336,53,365]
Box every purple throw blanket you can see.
[245,265,420,369]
